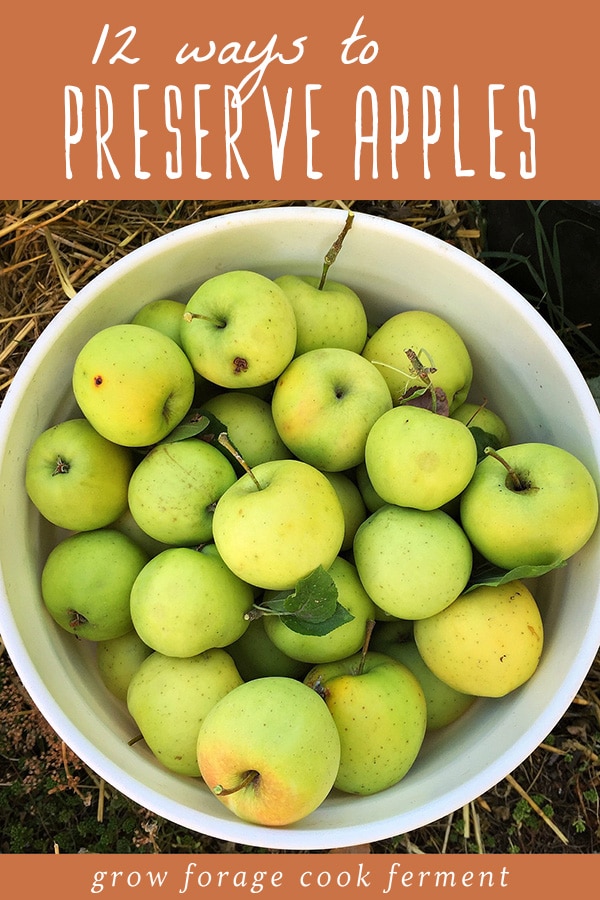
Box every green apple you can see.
[180,270,297,389]
[460,442,599,569]
[110,506,174,558]
[41,529,149,640]
[200,391,292,467]
[72,324,196,447]
[271,348,393,472]
[274,274,368,356]
[25,417,134,531]
[196,676,341,825]
[370,618,414,646]
[371,603,408,623]
[129,544,254,657]
[263,556,377,664]
[353,504,473,619]
[362,309,473,413]
[131,299,186,347]
[369,630,475,730]
[127,438,237,546]
[212,458,345,591]
[227,617,311,681]
[364,405,478,510]
[305,650,427,794]
[127,648,243,776]
[414,580,544,697]
[96,630,153,703]
[451,400,510,448]
[322,472,368,552]
[355,462,386,514]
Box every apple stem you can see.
[484,446,525,491]
[356,618,376,676]
[127,732,144,747]
[213,770,259,796]
[217,432,262,490]
[465,398,489,428]
[317,210,354,290]
[183,310,226,328]
[244,606,270,622]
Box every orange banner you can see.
[3,0,599,197]
[0,852,598,899]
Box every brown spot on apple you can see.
[233,357,249,375]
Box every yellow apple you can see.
[460,442,599,569]
[304,651,427,794]
[362,309,473,412]
[353,504,473,619]
[212,458,345,591]
[271,347,393,472]
[364,405,478,510]
[322,471,368,551]
[180,270,297,389]
[72,324,196,447]
[127,438,237,546]
[127,648,243,776]
[197,677,341,825]
[274,274,368,356]
[451,400,511,447]
[129,544,254,658]
[96,630,153,703]
[131,299,186,347]
[200,390,292,467]
[25,417,134,531]
[414,580,544,697]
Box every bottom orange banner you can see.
[0,853,595,899]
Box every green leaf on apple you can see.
[279,602,356,636]
[155,410,212,444]
[247,566,355,636]
[269,566,339,623]
[465,557,567,593]
[157,408,248,476]
[469,425,502,462]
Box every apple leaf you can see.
[271,565,339,622]
[157,408,247,476]
[156,410,211,444]
[283,602,355,636]
[464,557,567,593]
[469,425,502,462]
[246,566,355,636]
[195,409,248,476]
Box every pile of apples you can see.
[24,215,599,828]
